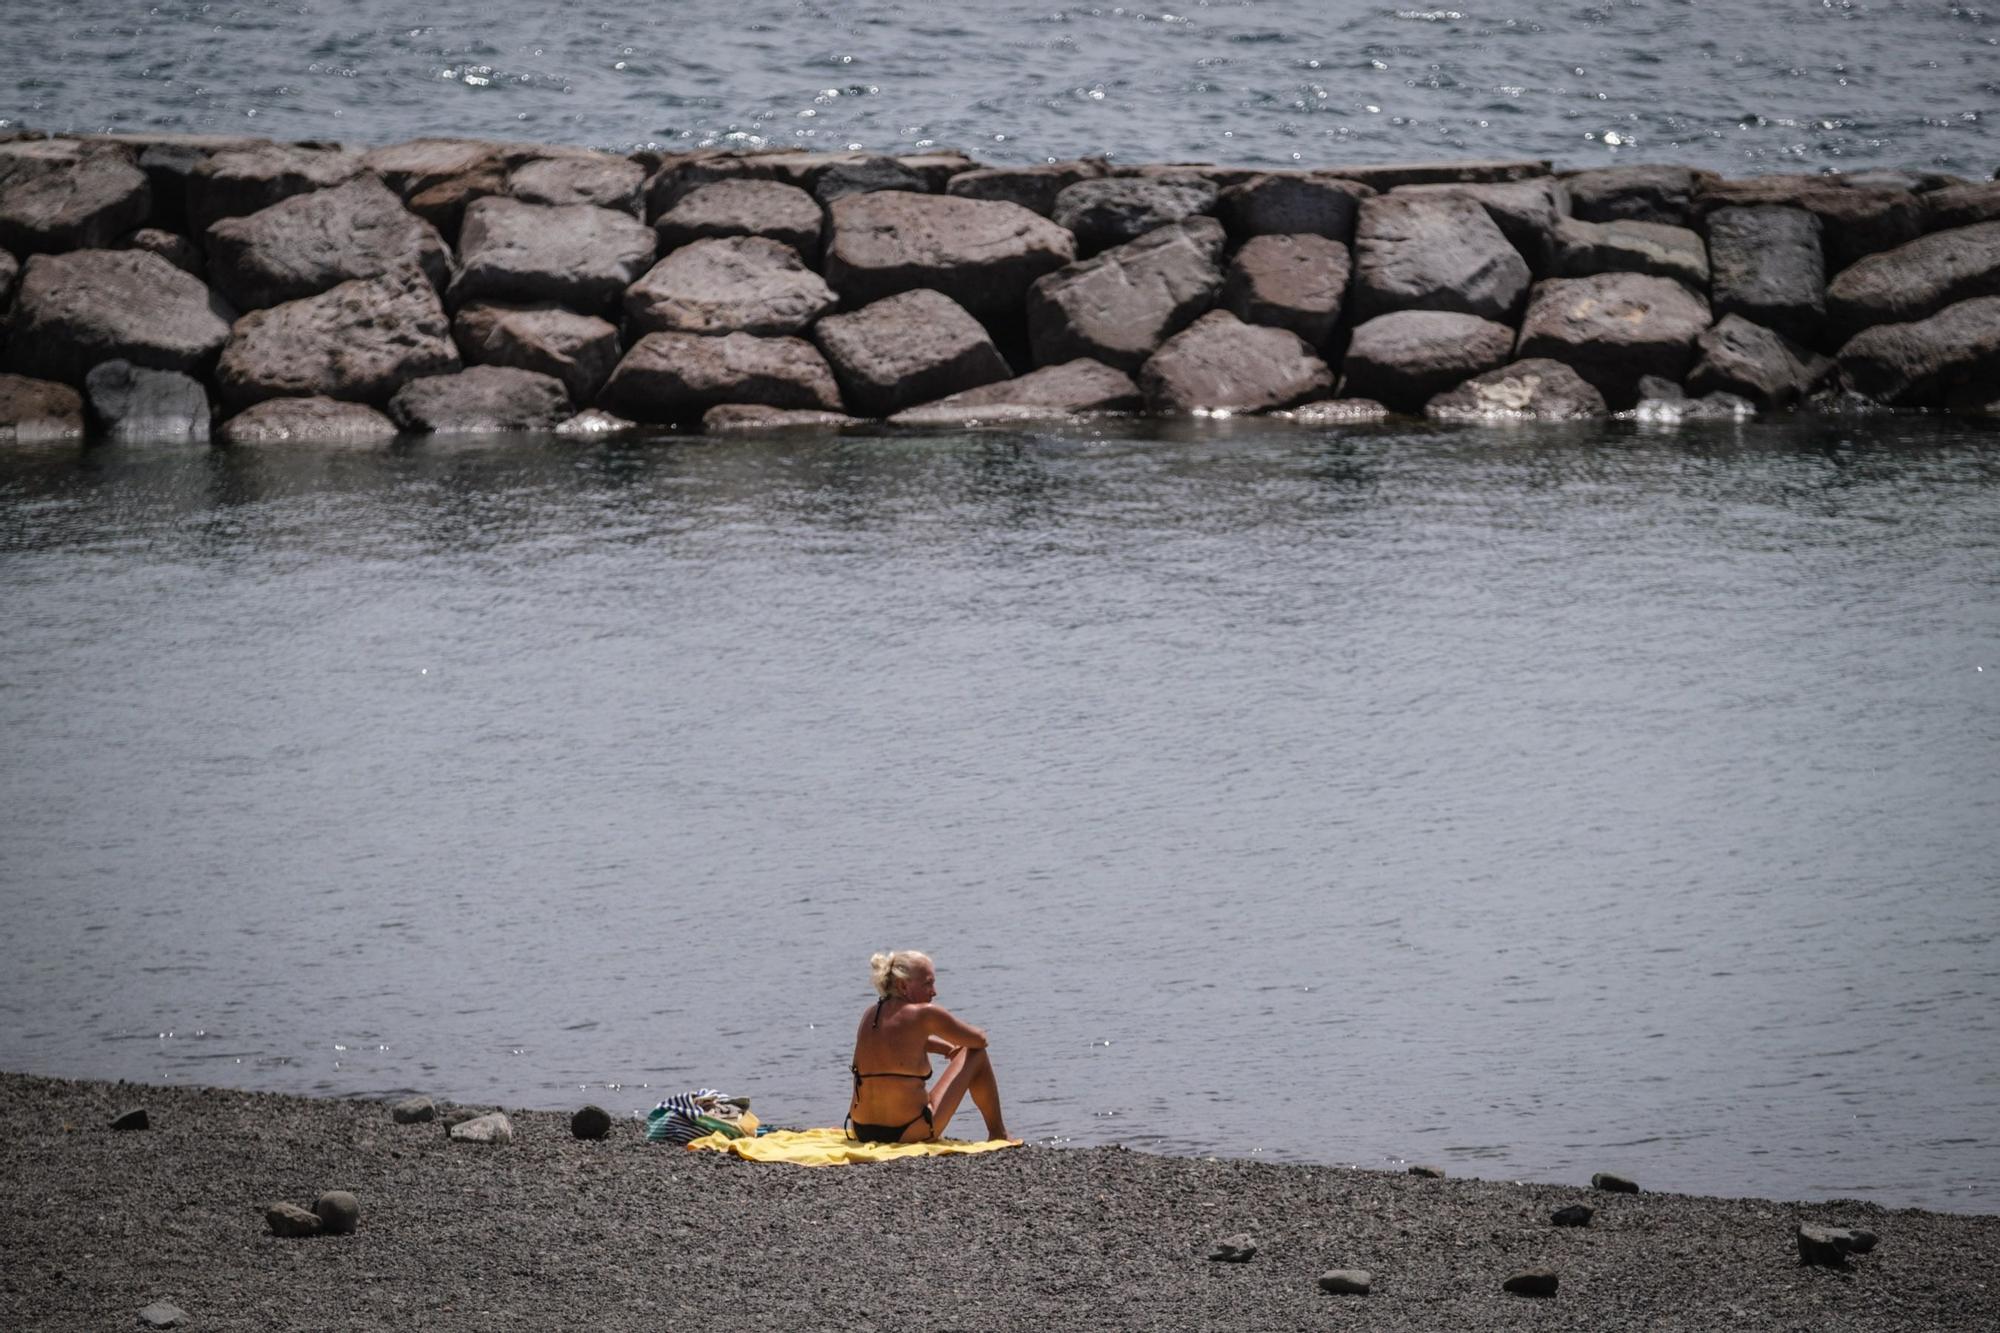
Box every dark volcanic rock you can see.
[654,179,825,264]
[312,1190,359,1236]
[888,358,1140,426]
[624,236,836,338]
[601,331,842,424]
[216,270,460,409]
[1825,221,2000,337]
[814,156,928,204]
[0,139,151,254]
[1052,176,1219,255]
[1207,1233,1257,1263]
[1339,310,1516,412]
[1687,315,1832,408]
[1503,1269,1560,1297]
[186,144,365,235]
[1026,217,1225,373]
[571,1105,613,1140]
[1221,233,1350,346]
[1552,1204,1596,1228]
[1408,1165,1446,1179]
[387,365,571,434]
[1424,358,1609,422]
[1325,159,1550,190]
[1592,1171,1641,1194]
[1350,193,1530,323]
[1693,177,1924,271]
[507,153,646,216]
[1317,1269,1372,1295]
[814,288,1011,418]
[1798,1223,1878,1268]
[449,198,657,313]
[1705,206,1826,345]
[1566,164,1708,225]
[406,163,509,243]
[1516,274,1711,407]
[1393,177,1570,274]
[702,404,860,434]
[1837,296,2000,408]
[1139,309,1333,414]
[1550,216,1708,291]
[1216,173,1372,243]
[6,249,236,386]
[119,227,204,278]
[453,302,622,405]
[217,397,399,445]
[84,361,212,442]
[825,191,1075,316]
[1925,182,2000,231]
[109,1107,151,1131]
[390,1096,438,1124]
[204,174,450,312]
[0,374,85,442]
[945,162,1110,217]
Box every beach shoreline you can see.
[3,1070,1993,1331]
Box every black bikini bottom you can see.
[850,1105,933,1143]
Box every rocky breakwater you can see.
[3,132,1999,445]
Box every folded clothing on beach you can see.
[646,1090,758,1145]
[685,1126,1019,1167]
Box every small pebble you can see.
[449,1111,515,1145]
[312,1190,359,1235]
[1551,1203,1595,1228]
[571,1104,612,1140]
[1318,1269,1372,1295]
[110,1107,150,1132]
[1206,1232,1256,1262]
[1591,1171,1639,1194]
[264,1202,322,1238]
[1503,1268,1560,1297]
[137,1301,188,1329]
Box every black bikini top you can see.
[851,995,929,1086]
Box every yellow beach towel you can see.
[686,1126,1020,1167]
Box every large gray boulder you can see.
[453,302,622,405]
[1694,177,1923,271]
[1925,182,2000,231]
[1221,233,1350,347]
[1393,177,1570,274]
[814,289,1011,418]
[216,269,460,409]
[1139,309,1333,414]
[216,395,399,445]
[1339,311,1516,411]
[1706,206,1826,345]
[1216,173,1372,243]
[1565,164,1709,226]
[1350,193,1530,323]
[0,373,85,442]
[623,236,836,338]
[507,153,646,216]
[387,365,572,433]
[1424,358,1608,422]
[186,144,365,235]
[945,162,1110,217]
[1550,217,1708,291]
[888,358,1140,426]
[203,175,450,312]
[1838,296,2000,408]
[1825,221,2000,337]
[1025,218,1225,373]
[449,198,657,313]
[643,150,825,218]
[654,179,824,262]
[1053,176,1218,255]
[824,191,1074,316]
[1516,273,1713,407]
[600,331,842,423]
[0,140,151,254]
[361,139,506,202]
[813,156,928,204]
[83,360,212,441]
[6,249,236,386]
[407,162,509,242]
[1687,315,1832,408]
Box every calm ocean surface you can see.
[6,0,1996,174]
[2,418,1997,1212]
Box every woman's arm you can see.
[923,1005,989,1052]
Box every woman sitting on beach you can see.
[848,949,1009,1143]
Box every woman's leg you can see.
[916,1046,1008,1141]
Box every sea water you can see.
[2,417,1997,1212]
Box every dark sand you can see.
[3,1072,1994,1331]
